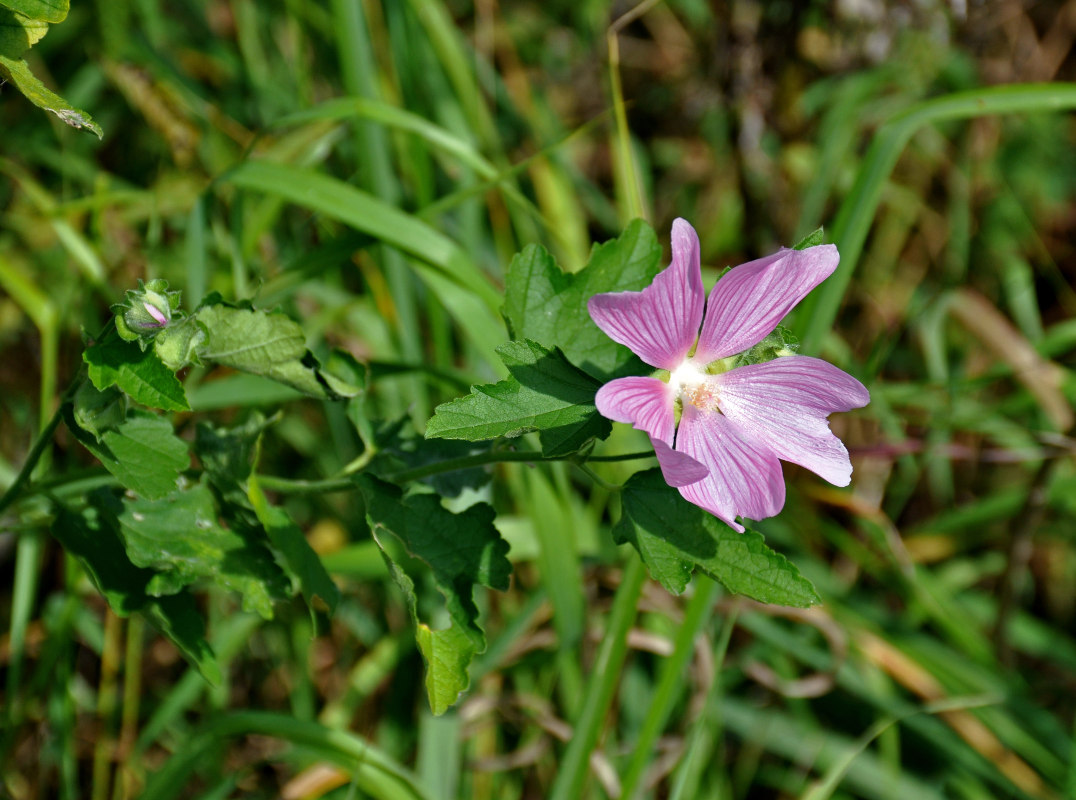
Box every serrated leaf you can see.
[0,9,47,58]
[84,333,190,411]
[117,482,288,619]
[0,0,68,24]
[792,228,825,250]
[193,299,360,400]
[52,492,219,683]
[358,475,511,714]
[247,472,341,618]
[616,470,821,606]
[65,407,189,499]
[426,340,610,455]
[502,220,663,378]
[375,544,476,715]
[0,54,101,137]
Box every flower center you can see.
[669,360,719,411]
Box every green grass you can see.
[3,2,1076,799]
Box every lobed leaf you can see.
[425,340,610,455]
[193,298,360,400]
[65,406,189,500]
[117,482,288,620]
[357,475,512,713]
[502,219,663,379]
[615,469,821,606]
[84,333,190,411]
[52,494,219,683]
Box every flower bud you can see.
[112,279,183,347]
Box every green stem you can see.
[0,376,81,517]
[255,449,655,493]
[549,554,647,800]
[799,82,1076,354]
[620,574,721,800]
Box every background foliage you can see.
[3,1,1076,798]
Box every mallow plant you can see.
[0,217,867,714]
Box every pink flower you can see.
[588,219,869,532]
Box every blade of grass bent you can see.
[799,83,1076,354]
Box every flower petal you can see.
[715,356,869,486]
[675,405,785,532]
[587,218,705,370]
[595,376,676,443]
[652,436,709,487]
[695,244,839,362]
[595,376,707,487]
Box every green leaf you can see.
[65,407,189,500]
[425,340,610,456]
[247,472,341,618]
[117,482,288,620]
[144,593,221,685]
[52,492,219,683]
[193,298,360,400]
[0,9,47,58]
[615,470,821,606]
[53,497,156,615]
[84,333,190,411]
[72,382,127,440]
[195,413,276,505]
[357,475,512,713]
[0,54,101,137]
[0,0,68,24]
[376,546,475,716]
[792,228,825,250]
[502,220,663,378]
[196,413,339,621]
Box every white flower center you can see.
[669,360,719,411]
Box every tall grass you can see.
[2,2,1076,798]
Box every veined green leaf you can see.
[248,472,341,618]
[0,8,47,58]
[52,493,219,683]
[425,340,609,455]
[502,219,663,379]
[0,0,68,24]
[193,297,360,400]
[0,54,101,137]
[615,470,821,606]
[84,333,190,411]
[64,407,189,500]
[117,483,288,620]
[358,475,511,713]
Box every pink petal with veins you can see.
[695,245,839,363]
[716,356,869,487]
[595,376,676,444]
[675,405,786,532]
[587,218,705,370]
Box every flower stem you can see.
[256,449,655,493]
